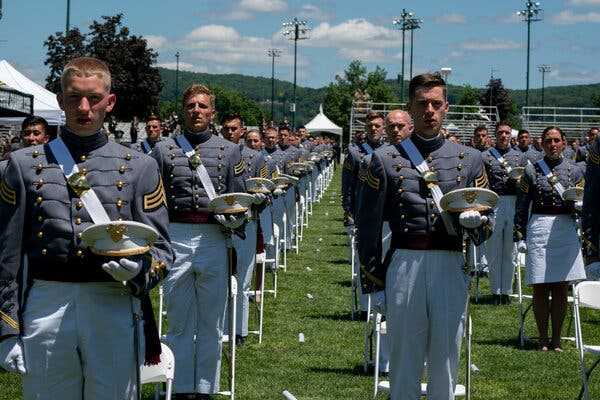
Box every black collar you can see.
[184,129,212,146]
[60,127,108,159]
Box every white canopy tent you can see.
[0,60,65,125]
[305,104,342,137]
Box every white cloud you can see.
[239,0,287,12]
[550,63,600,83]
[338,48,387,61]
[309,19,397,49]
[156,62,208,73]
[460,39,522,51]
[568,0,600,5]
[499,13,523,23]
[185,25,241,42]
[435,13,467,24]
[552,10,600,24]
[144,35,168,49]
[298,4,331,21]
[219,10,254,21]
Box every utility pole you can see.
[408,18,422,80]
[282,18,311,130]
[267,49,282,122]
[538,64,551,108]
[175,51,180,113]
[517,1,543,107]
[66,0,71,34]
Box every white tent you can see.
[305,104,342,137]
[0,60,65,125]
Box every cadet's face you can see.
[589,128,599,142]
[542,129,564,159]
[21,123,49,146]
[366,118,384,142]
[58,75,116,136]
[222,118,244,143]
[184,93,214,133]
[409,86,448,137]
[495,125,512,149]
[264,131,278,148]
[473,130,488,146]
[145,120,162,141]
[246,132,262,150]
[279,130,290,145]
[298,128,307,139]
[386,112,412,144]
[518,133,530,148]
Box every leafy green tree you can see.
[44,14,162,120]
[323,60,397,143]
[480,78,514,121]
[458,84,480,106]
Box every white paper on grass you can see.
[298,333,305,342]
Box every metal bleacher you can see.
[349,100,499,146]
[521,106,600,140]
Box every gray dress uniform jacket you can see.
[151,130,246,219]
[582,138,600,262]
[514,145,542,163]
[0,159,7,180]
[262,146,290,176]
[0,128,173,340]
[342,141,381,218]
[482,147,527,195]
[514,156,584,241]
[356,134,493,293]
[240,144,268,180]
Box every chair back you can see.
[576,281,600,310]
[140,343,175,384]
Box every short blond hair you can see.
[61,57,112,92]
[182,84,215,109]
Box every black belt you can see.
[532,206,571,215]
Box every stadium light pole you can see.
[393,9,413,103]
[175,51,180,113]
[65,0,71,34]
[440,67,452,101]
[517,1,543,108]
[408,17,423,80]
[267,48,282,122]
[282,17,311,131]
[538,64,551,108]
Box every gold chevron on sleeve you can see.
[143,178,166,211]
[474,169,489,188]
[0,180,16,205]
[234,160,245,176]
[519,177,530,194]
[588,149,600,165]
[259,165,268,178]
[0,310,19,331]
[343,157,352,171]
[366,168,380,190]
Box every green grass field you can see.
[2,168,600,399]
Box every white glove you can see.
[252,193,267,205]
[273,188,284,197]
[575,201,583,212]
[216,213,246,230]
[517,240,527,254]
[102,258,142,282]
[586,262,600,281]
[459,210,485,229]
[1,337,26,374]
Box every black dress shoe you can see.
[235,335,246,346]
[195,394,212,400]
[174,394,197,400]
[501,294,511,305]
[492,294,501,306]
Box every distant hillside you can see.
[159,68,327,126]
[160,68,600,125]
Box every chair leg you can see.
[259,258,265,344]
[165,379,173,400]
[373,315,382,398]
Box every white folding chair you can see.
[250,252,269,344]
[279,212,288,272]
[219,276,238,399]
[140,343,175,400]
[573,281,600,400]
[294,201,300,253]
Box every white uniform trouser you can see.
[260,205,274,248]
[284,188,296,249]
[386,249,467,400]
[487,195,517,295]
[226,219,257,337]
[22,280,141,400]
[165,223,228,394]
[269,196,285,260]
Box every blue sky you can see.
[1,0,600,92]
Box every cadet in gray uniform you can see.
[576,127,599,163]
[582,135,600,277]
[514,129,542,163]
[0,57,173,399]
[132,114,163,154]
[277,125,299,249]
[221,115,267,346]
[472,125,490,152]
[482,121,527,305]
[357,73,493,400]
[152,84,246,398]
[514,126,586,351]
